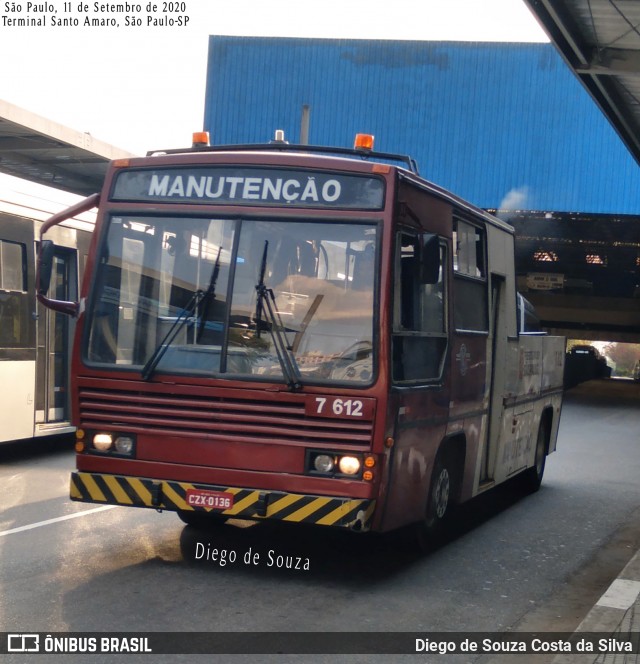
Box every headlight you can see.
[314,454,335,473]
[338,456,361,475]
[307,451,365,478]
[115,436,134,455]
[92,433,113,451]
[87,431,136,456]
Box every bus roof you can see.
[120,139,513,236]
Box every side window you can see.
[0,240,29,348]
[0,240,26,291]
[392,231,448,383]
[453,219,488,332]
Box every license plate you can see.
[185,489,234,510]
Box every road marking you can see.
[0,505,116,538]
[596,579,640,610]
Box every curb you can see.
[552,549,640,664]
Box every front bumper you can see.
[70,471,375,531]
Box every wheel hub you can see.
[434,468,450,518]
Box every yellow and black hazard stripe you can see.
[70,471,375,531]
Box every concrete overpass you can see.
[0,99,134,196]
[524,0,640,168]
[504,210,640,343]
[522,1,640,343]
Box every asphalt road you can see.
[1,379,640,664]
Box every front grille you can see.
[77,383,373,447]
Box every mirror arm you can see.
[40,192,100,236]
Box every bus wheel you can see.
[177,510,228,530]
[520,418,548,493]
[415,453,455,551]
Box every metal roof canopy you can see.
[525,0,640,167]
[0,99,134,196]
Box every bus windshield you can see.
[85,215,377,386]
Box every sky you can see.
[0,0,548,158]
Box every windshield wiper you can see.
[141,289,205,381]
[142,248,223,381]
[255,240,303,391]
[196,246,222,343]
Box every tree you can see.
[602,343,640,378]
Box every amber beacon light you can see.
[354,133,375,151]
[192,131,210,147]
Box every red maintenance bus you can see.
[37,132,564,541]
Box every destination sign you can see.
[111,167,385,210]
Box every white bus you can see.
[0,174,93,443]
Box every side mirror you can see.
[420,233,441,284]
[35,191,99,317]
[37,240,55,295]
[36,240,79,316]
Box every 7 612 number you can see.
[313,397,363,417]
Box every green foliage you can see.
[602,343,640,378]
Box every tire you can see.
[520,418,548,493]
[425,456,452,527]
[414,451,456,551]
[177,510,228,530]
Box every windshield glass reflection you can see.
[86,216,377,386]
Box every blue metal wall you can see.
[204,37,640,214]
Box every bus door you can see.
[36,245,77,433]
[381,229,450,530]
[483,225,523,485]
[0,220,35,443]
[483,274,507,483]
[450,218,492,490]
